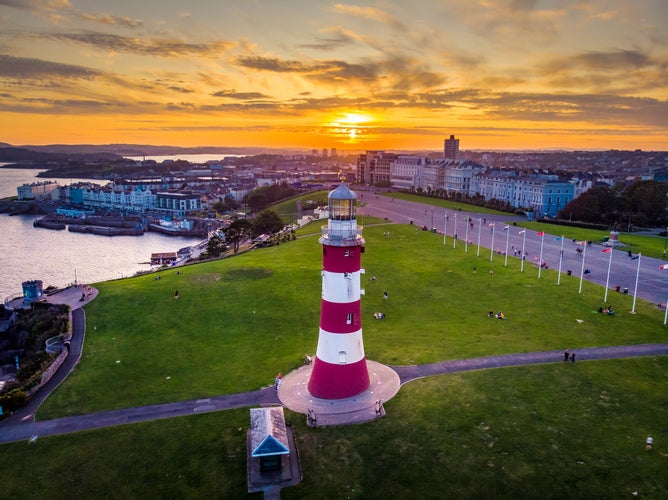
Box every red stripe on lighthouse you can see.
[307,357,370,399]
[323,245,361,273]
[320,299,361,333]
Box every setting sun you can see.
[325,112,376,144]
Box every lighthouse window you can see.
[344,250,349,256]
[338,351,347,363]
[346,312,353,324]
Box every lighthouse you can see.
[307,181,370,399]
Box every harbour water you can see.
[0,167,202,301]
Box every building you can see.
[249,407,290,473]
[80,185,156,213]
[475,175,574,217]
[444,134,460,160]
[356,150,398,185]
[390,155,426,190]
[308,182,370,399]
[17,180,60,201]
[154,191,202,216]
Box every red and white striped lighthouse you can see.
[307,181,370,399]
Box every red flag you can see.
[537,231,544,236]
[660,264,668,270]
[601,247,612,253]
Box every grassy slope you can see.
[38,223,665,417]
[2,222,665,498]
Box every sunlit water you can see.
[0,167,201,300]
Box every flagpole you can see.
[464,217,469,254]
[520,230,526,272]
[489,224,495,262]
[537,232,545,279]
[578,242,587,294]
[476,218,482,257]
[603,247,613,303]
[443,212,447,246]
[557,235,564,285]
[504,226,510,266]
[452,213,457,249]
[631,253,641,314]
[664,296,668,325]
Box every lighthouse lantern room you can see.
[307,182,371,399]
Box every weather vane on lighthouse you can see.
[307,180,370,399]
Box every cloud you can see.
[447,0,563,46]
[0,53,98,79]
[330,3,406,31]
[540,49,653,73]
[299,29,357,51]
[235,56,308,73]
[471,91,668,127]
[77,12,143,29]
[211,90,271,100]
[37,32,233,58]
[0,0,72,11]
[235,54,445,90]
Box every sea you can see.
[0,165,204,302]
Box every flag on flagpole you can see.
[537,231,544,236]
[601,247,612,253]
[489,222,495,227]
[503,225,509,230]
[660,264,668,270]
[518,230,525,234]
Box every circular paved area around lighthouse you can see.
[277,360,401,426]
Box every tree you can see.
[204,234,226,258]
[559,180,668,228]
[625,180,668,227]
[251,209,285,238]
[210,196,239,214]
[224,218,252,253]
[242,183,296,212]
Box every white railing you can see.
[321,225,364,241]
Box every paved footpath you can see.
[1,343,666,444]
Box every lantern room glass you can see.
[329,198,355,221]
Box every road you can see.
[357,191,668,307]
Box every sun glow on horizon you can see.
[326,112,376,143]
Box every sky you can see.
[0,0,667,152]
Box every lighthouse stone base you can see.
[277,360,401,426]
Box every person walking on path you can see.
[564,350,569,362]
[570,352,576,364]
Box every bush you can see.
[0,388,28,413]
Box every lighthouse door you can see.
[338,351,347,364]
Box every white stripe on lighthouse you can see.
[315,328,365,364]
[321,270,361,303]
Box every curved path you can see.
[0,343,666,444]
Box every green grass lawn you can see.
[382,191,512,215]
[3,221,666,498]
[38,223,665,418]
[2,360,666,499]
[271,190,329,223]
